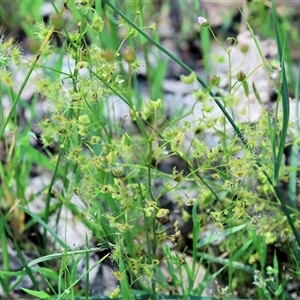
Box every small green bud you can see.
[69,32,81,45]
[186,198,196,206]
[206,149,217,160]
[148,98,162,110]
[76,0,91,7]
[40,132,53,147]
[117,223,132,232]
[81,49,89,61]
[240,43,249,54]
[172,167,183,182]
[209,75,220,87]
[144,206,155,217]
[101,185,112,193]
[149,22,157,30]
[78,114,91,124]
[78,124,87,136]
[90,136,100,144]
[100,50,115,62]
[123,46,136,63]
[112,166,124,177]
[39,118,51,129]
[182,210,191,222]
[27,39,41,54]
[50,14,63,29]
[92,14,104,32]
[156,208,169,224]
[10,46,20,65]
[140,106,151,120]
[180,72,196,84]
[0,70,13,87]
[269,60,281,71]
[75,61,89,69]
[193,89,208,102]
[128,28,137,37]
[237,71,246,82]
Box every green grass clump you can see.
[0,0,300,299]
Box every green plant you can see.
[1,0,300,299]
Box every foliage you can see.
[0,0,300,299]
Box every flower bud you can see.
[101,185,112,193]
[186,197,196,206]
[198,16,209,27]
[156,208,169,224]
[237,71,246,82]
[240,44,249,54]
[148,98,162,110]
[78,125,87,136]
[144,206,155,217]
[180,72,196,84]
[90,136,100,144]
[75,61,89,69]
[112,166,124,177]
[207,148,217,160]
[269,60,281,71]
[129,28,137,37]
[149,22,157,30]
[123,46,136,63]
[100,50,115,62]
[172,167,183,182]
[209,75,220,87]
[92,14,104,32]
[78,114,90,124]
[50,14,63,29]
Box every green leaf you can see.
[21,288,50,299]
[252,82,263,105]
[271,0,289,185]
[274,284,283,296]
[242,80,249,97]
[197,223,248,248]
[27,131,38,140]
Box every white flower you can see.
[197,16,209,27]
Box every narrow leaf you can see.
[197,223,248,248]
[21,288,50,299]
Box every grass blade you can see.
[197,223,248,248]
[271,0,290,185]
[288,64,300,208]
[270,0,300,257]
